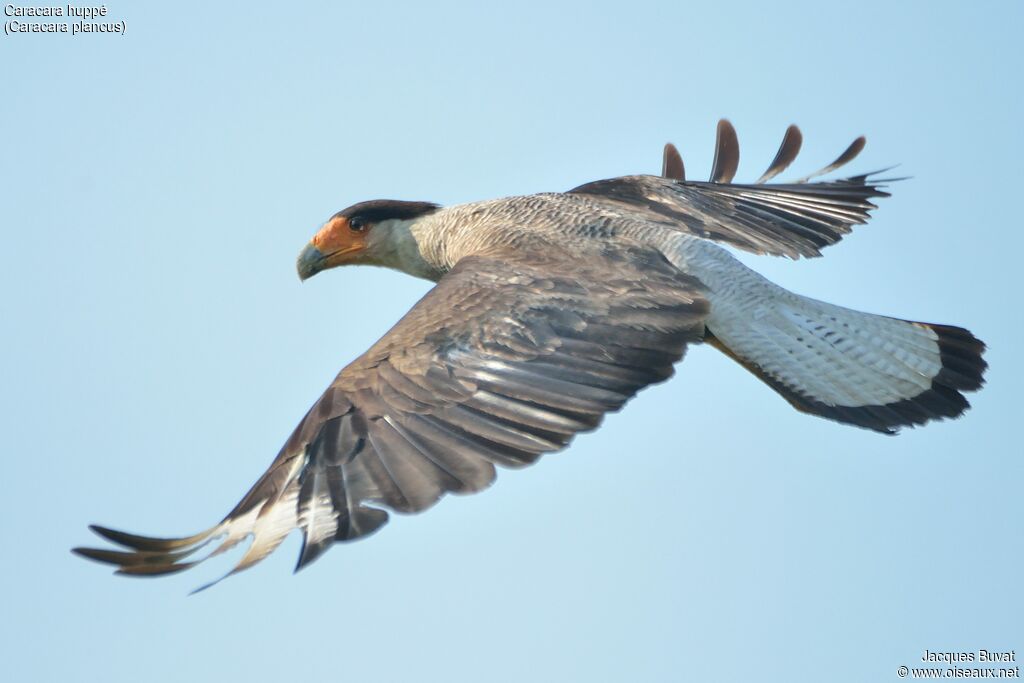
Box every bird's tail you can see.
[701,276,986,433]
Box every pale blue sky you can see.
[2,2,1021,681]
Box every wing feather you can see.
[75,245,708,584]
[756,125,803,183]
[662,143,685,180]
[575,122,889,258]
[794,136,867,183]
[709,119,740,183]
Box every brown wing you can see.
[74,243,708,587]
[575,119,892,259]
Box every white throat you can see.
[367,217,445,281]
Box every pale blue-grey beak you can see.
[296,243,327,281]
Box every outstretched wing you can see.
[572,119,892,259]
[74,243,708,587]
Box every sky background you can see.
[2,2,1021,681]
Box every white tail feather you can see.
[666,235,985,432]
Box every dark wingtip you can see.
[662,143,685,180]
[295,546,323,573]
[709,119,740,183]
[73,546,138,566]
[796,135,868,182]
[115,562,199,577]
[756,124,803,183]
[88,524,212,552]
[841,136,867,164]
[88,524,156,549]
[72,546,121,566]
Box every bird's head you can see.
[297,199,440,280]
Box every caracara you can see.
[75,120,986,589]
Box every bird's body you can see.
[360,193,956,416]
[75,121,986,587]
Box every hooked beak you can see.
[296,243,327,281]
[297,243,363,280]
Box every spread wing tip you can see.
[677,122,883,186]
[74,524,219,576]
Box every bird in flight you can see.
[75,120,986,589]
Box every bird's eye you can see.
[348,217,367,232]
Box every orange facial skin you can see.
[297,214,372,281]
[311,215,368,264]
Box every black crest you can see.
[336,199,440,224]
